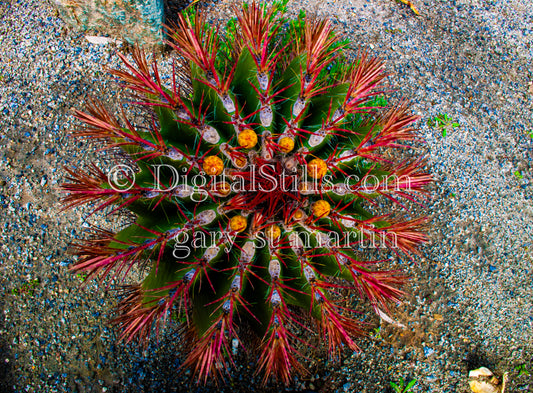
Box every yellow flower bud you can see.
[230,215,247,232]
[312,200,331,218]
[265,224,281,241]
[307,158,328,179]
[278,136,295,153]
[238,128,258,149]
[203,155,224,176]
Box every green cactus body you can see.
[61,1,431,384]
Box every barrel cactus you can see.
[61,1,431,384]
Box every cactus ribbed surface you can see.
[61,1,431,384]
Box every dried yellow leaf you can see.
[396,0,420,16]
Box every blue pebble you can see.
[423,346,435,357]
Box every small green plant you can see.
[528,130,533,138]
[76,272,88,282]
[427,113,459,137]
[515,364,530,376]
[368,95,389,107]
[390,377,417,393]
[11,279,40,296]
[514,170,523,180]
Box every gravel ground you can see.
[0,0,532,392]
